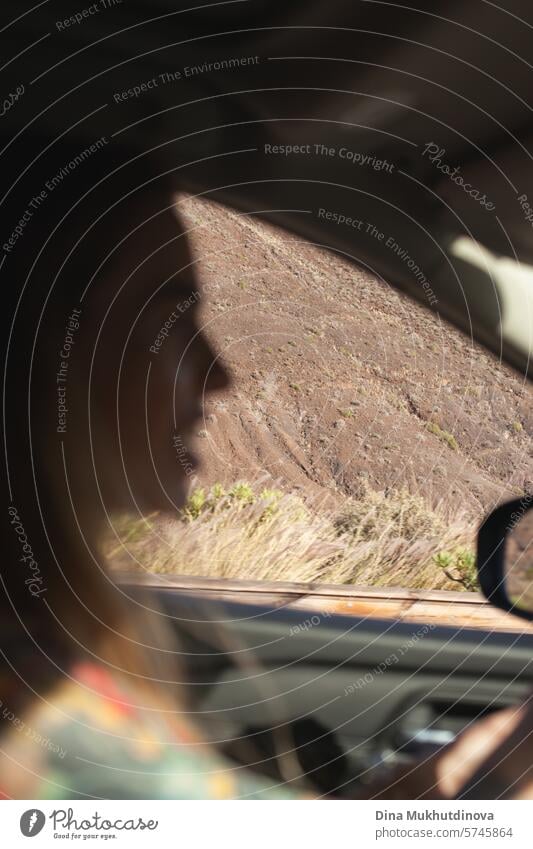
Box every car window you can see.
[106,194,532,596]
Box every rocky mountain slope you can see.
[178,194,533,520]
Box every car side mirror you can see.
[477,498,533,621]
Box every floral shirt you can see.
[0,664,300,800]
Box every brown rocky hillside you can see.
[178,194,532,519]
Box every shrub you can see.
[106,481,475,592]
[434,548,478,590]
[426,421,458,451]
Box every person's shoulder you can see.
[0,663,307,799]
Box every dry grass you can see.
[105,481,477,591]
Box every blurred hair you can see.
[1,141,183,717]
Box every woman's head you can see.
[2,149,228,708]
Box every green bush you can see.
[434,548,477,590]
